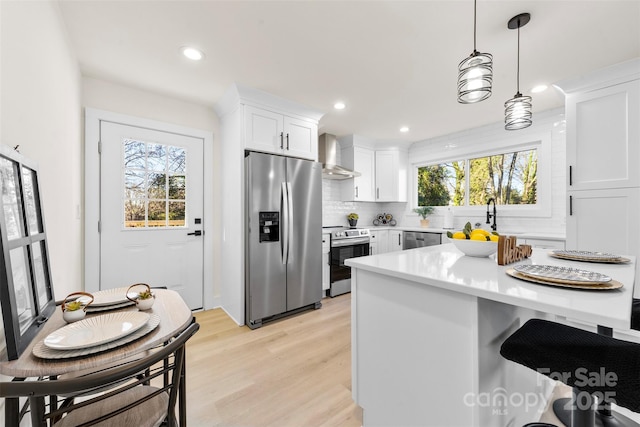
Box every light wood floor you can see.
[185,294,362,427]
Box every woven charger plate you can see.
[548,252,631,264]
[33,314,160,359]
[506,268,623,290]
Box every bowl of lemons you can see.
[447,223,499,257]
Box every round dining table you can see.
[0,288,194,426]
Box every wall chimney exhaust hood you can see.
[318,133,361,180]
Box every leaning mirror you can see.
[0,145,55,360]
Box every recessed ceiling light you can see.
[181,47,204,61]
[400,126,409,133]
[531,84,548,93]
[334,102,346,110]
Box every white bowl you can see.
[449,238,498,257]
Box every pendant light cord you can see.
[473,0,477,51]
[516,19,521,94]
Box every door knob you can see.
[187,230,203,236]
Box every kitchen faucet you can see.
[486,198,497,231]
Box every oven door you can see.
[330,240,370,284]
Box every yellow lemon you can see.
[489,235,499,242]
[471,229,490,237]
[452,231,467,240]
[470,234,488,241]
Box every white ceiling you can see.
[57,0,640,143]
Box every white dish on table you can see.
[514,264,611,284]
[44,311,150,350]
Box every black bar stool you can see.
[500,318,640,427]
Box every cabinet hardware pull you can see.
[569,165,573,186]
[280,132,284,149]
[377,188,379,199]
[355,186,358,198]
[286,133,289,150]
[569,195,573,216]
[398,234,401,245]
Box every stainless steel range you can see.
[324,227,371,297]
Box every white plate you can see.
[44,312,150,350]
[551,250,621,260]
[89,287,130,307]
[85,300,135,313]
[33,314,160,359]
[514,264,611,284]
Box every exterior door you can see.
[100,121,204,310]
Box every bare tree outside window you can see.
[417,149,537,207]
[123,139,187,228]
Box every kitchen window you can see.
[412,130,552,218]
[417,148,537,207]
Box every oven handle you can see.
[331,237,371,247]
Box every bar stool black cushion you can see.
[500,318,640,414]
[631,298,640,331]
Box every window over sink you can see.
[417,148,537,207]
[412,130,552,218]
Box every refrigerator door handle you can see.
[286,182,294,264]
[281,182,289,264]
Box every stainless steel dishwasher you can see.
[403,231,441,249]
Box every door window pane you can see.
[122,140,187,228]
[169,201,186,226]
[0,157,24,239]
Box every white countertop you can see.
[346,243,635,330]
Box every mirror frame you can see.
[0,145,56,360]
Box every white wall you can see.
[1,0,83,302]
[0,0,82,414]
[82,77,222,307]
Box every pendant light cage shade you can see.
[457,51,493,104]
[505,12,532,130]
[505,93,532,130]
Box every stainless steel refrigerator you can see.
[245,151,322,329]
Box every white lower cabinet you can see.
[322,233,330,292]
[370,229,402,254]
[388,230,403,252]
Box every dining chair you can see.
[0,321,199,427]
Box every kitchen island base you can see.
[351,269,556,427]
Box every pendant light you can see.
[504,13,532,130]
[457,0,493,104]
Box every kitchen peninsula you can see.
[346,244,636,427]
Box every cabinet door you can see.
[567,188,639,256]
[244,105,284,154]
[377,230,389,254]
[388,230,403,252]
[566,80,640,190]
[284,116,318,160]
[375,151,398,202]
[353,147,375,201]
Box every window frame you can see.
[410,131,552,218]
[0,145,56,360]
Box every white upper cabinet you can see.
[340,135,408,202]
[284,116,318,160]
[341,145,375,201]
[565,80,640,190]
[375,150,407,202]
[244,105,318,160]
